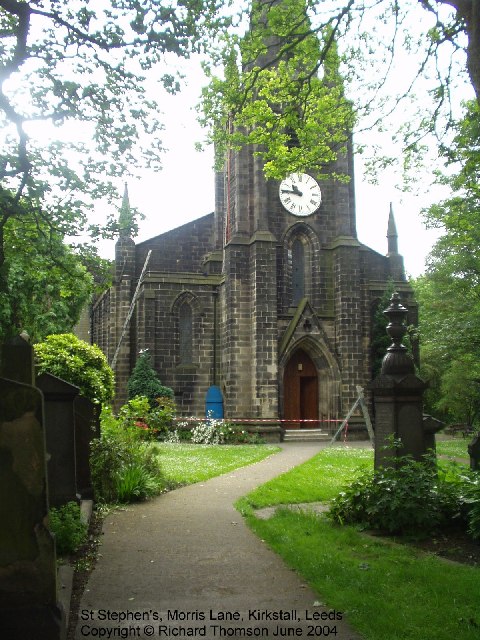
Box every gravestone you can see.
[370,293,442,468]
[0,336,65,639]
[0,332,35,383]
[36,372,80,508]
[74,395,100,499]
[423,414,444,453]
[468,434,480,471]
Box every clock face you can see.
[279,172,322,216]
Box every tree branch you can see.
[0,0,31,82]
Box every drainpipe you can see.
[212,286,218,386]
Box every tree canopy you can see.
[0,0,227,339]
[1,1,477,206]
[414,101,480,425]
[200,0,478,181]
[0,200,94,342]
[200,0,355,179]
[0,1,227,254]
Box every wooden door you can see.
[283,350,319,429]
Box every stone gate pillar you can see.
[370,293,432,469]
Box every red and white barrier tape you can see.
[173,417,345,425]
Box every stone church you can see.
[91,4,416,440]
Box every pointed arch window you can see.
[291,238,305,306]
[179,303,193,364]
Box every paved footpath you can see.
[75,442,364,640]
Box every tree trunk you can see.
[440,0,480,105]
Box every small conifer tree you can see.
[127,350,173,407]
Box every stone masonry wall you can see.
[251,238,279,419]
[222,240,254,419]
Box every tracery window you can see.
[291,238,305,306]
[179,303,193,364]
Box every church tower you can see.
[215,0,411,434]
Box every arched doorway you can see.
[283,349,319,429]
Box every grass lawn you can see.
[237,445,480,640]
[436,437,471,460]
[152,442,280,486]
[241,445,373,507]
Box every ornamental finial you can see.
[381,292,415,375]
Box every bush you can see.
[49,502,88,555]
[90,406,166,503]
[127,350,173,407]
[328,456,462,536]
[461,471,480,540]
[34,333,114,405]
[118,395,176,440]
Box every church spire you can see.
[118,182,134,238]
[386,203,406,281]
[387,202,399,255]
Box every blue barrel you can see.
[205,385,224,420]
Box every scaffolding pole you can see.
[330,386,374,445]
[110,250,152,371]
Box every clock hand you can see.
[281,186,303,196]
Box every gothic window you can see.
[179,303,193,364]
[291,238,305,306]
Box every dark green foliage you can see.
[127,351,173,407]
[462,472,480,540]
[0,206,95,343]
[90,407,166,503]
[34,333,114,405]
[416,101,480,426]
[328,456,464,535]
[49,502,88,556]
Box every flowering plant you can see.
[190,416,264,445]
[118,395,176,441]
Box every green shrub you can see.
[90,426,136,503]
[115,462,164,503]
[127,351,173,407]
[34,333,114,405]
[117,395,176,440]
[461,471,480,540]
[49,502,88,555]
[90,407,166,503]
[328,456,461,535]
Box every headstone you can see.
[36,372,80,508]
[468,434,480,471]
[423,414,444,453]
[74,395,100,500]
[0,332,35,384]
[0,338,65,639]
